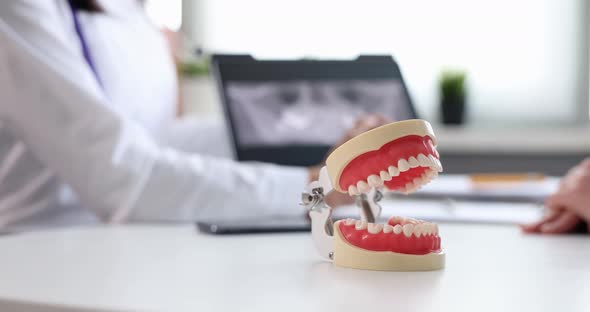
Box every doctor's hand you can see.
[521,158,590,234]
[330,114,390,156]
[308,114,390,208]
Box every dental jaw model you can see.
[301,119,445,271]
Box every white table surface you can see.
[0,223,589,312]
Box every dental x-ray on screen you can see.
[227,79,413,146]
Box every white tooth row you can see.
[399,169,438,194]
[344,219,439,237]
[347,153,443,196]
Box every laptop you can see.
[210,54,418,166]
[199,54,418,234]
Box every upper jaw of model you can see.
[302,119,445,271]
[326,119,442,195]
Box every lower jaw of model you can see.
[333,216,445,271]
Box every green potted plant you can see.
[439,70,467,125]
[178,49,217,115]
[180,56,210,78]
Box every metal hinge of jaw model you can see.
[301,166,383,260]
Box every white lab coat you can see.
[0,0,308,230]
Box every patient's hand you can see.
[308,114,390,207]
[522,158,590,234]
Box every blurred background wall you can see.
[162,0,589,125]
[144,0,590,175]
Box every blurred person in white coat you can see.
[0,0,384,230]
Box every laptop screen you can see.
[213,55,417,166]
[226,79,413,147]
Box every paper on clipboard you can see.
[403,174,560,202]
[332,174,556,224]
[333,199,544,225]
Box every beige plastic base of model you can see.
[333,221,445,271]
